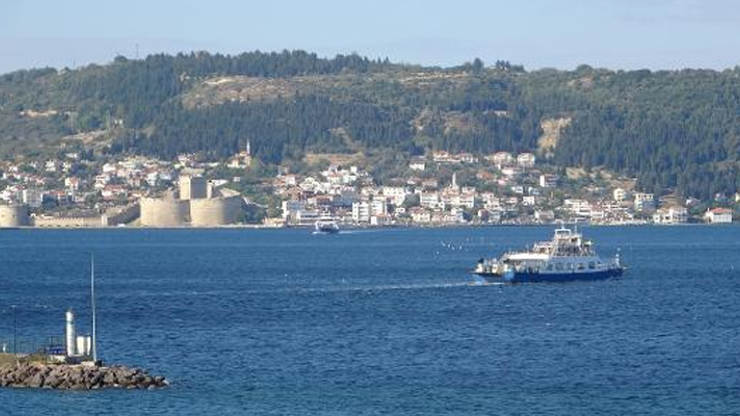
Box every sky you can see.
[1,0,739,74]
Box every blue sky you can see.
[1,0,739,74]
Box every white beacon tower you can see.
[65,309,76,357]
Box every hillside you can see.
[1,51,740,199]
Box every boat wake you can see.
[333,228,396,235]
[286,281,472,294]
[103,281,479,299]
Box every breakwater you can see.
[0,363,168,390]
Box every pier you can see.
[0,307,169,390]
[0,259,168,390]
[0,308,169,390]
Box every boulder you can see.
[28,373,45,388]
[0,363,167,390]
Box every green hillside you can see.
[1,51,739,199]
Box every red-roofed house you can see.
[704,208,733,224]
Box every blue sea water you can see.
[0,226,738,416]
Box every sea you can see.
[0,226,738,416]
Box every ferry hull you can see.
[315,225,339,234]
[477,268,623,284]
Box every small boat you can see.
[314,217,340,234]
[474,225,623,283]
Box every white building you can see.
[370,214,393,226]
[564,199,592,219]
[447,207,466,223]
[704,208,732,224]
[102,163,118,174]
[501,167,521,177]
[432,151,460,164]
[352,202,371,222]
[45,160,59,173]
[64,177,81,192]
[409,208,432,223]
[370,200,387,217]
[381,186,409,206]
[516,153,536,169]
[281,200,306,220]
[634,193,655,211]
[613,188,628,202]
[539,174,558,188]
[295,209,319,225]
[653,206,688,224]
[22,188,44,208]
[146,172,160,186]
[490,152,514,168]
[352,200,387,223]
[420,191,443,209]
[409,159,426,171]
[458,193,476,208]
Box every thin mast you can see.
[91,254,97,362]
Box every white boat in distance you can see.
[314,214,340,234]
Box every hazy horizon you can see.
[2,0,740,74]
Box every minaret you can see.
[451,172,459,191]
[244,139,252,167]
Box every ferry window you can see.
[578,263,585,270]
[555,263,563,271]
[588,262,596,269]
[547,264,554,271]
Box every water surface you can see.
[0,226,738,415]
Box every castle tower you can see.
[179,175,208,200]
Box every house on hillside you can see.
[704,208,733,224]
[516,153,536,169]
[633,192,655,211]
[409,158,426,171]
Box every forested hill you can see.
[1,50,740,199]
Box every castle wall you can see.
[102,204,140,226]
[33,216,103,228]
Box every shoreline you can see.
[1,222,736,231]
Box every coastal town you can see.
[0,145,736,228]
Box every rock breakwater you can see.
[0,362,168,390]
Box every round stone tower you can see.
[0,204,30,227]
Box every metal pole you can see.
[91,254,97,362]
[12,305,16,355]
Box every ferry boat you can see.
[474,226,623,283]
[314,217,340,234]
